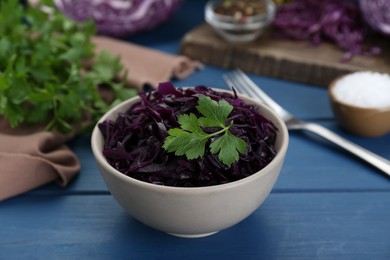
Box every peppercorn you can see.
[214,0,267,22]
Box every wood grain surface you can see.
[2,1,390,258]
[180,24,390,87]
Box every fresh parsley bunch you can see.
[0,0,136,133]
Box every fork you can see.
[223,69,390,177]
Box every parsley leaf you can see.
[210,129,248,166]
[163,95,248,166]
[164,113,209,159]
[197,96,233,127]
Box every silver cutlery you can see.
[223,69,390,177]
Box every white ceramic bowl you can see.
[91,89,289,238]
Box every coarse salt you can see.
[332,71,390,109]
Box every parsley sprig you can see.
[163,95,248,166]
[0,0,136,133]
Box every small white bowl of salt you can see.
[329,71,390,137]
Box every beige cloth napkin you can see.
[0,36,202,201]
[0,126,79,201]
[93,36,203,90]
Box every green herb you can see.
[0,0,136,133]
[163,95,248,166]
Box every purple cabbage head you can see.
[98,83,278,187]
[359,0,390,36]
[54,0,183,36]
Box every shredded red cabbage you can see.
[54,0,182,36]
[98,83,278,187]
[272,0,380,62]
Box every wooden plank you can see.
[28,119,390,196]
[278,120,390,191]
[180,24,390,87]
[1,193,389,259]
[174,70,335,119]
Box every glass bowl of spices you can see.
[205,0,276,42]
[329,71,390,137]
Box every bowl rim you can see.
[205,0,276,23]
[91,87,289,194]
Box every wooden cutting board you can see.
[180,23,390,87]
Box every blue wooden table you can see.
[1,1,389,259]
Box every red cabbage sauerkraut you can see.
[98,83,278,187]
[272,0,380,61]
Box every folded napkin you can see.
[0,122,79,201]
[0,36,202,201]
[93,36,203,90]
